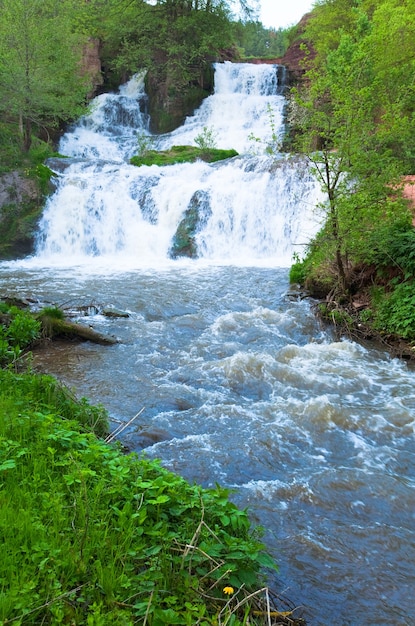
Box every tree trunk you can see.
[324,154,348,294]
[328,193,347,293]
[23,116,32,152]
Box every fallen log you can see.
[38,314,118,345]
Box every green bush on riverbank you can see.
[289,218,415,352]
[0,307,279,625]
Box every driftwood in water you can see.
[39,314,118,345]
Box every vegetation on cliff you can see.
[287,0,415,355]
[0,0,92,154]
[0,148,56,258]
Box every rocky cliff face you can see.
[145,47,237,134]
[145,57,216,134]
[80,38,103,98]
[279,13,314,84]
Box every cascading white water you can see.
[34,63,322,267]
[58,71,149,162]
[158,62,286,152]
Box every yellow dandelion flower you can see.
[223,586,234,596]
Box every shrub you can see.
[373,281,415,339]
[362,220,415,279]
[0,303,41,368]
[6,306,41,346]
[194,125,217,157]
[38,305,65,320]
[289,259,307,284]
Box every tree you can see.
[232,20,291,58]
[291,4,408,295]
[0,0,92,152]
[367,0,415,173]
[103,0,234,72]
[100,0,236,130]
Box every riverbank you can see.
[314,298,415,362]
[289,215,415,364]
[1,366,306,625]
[0,299,306,625]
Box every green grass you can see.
[130,145,238,167]
[0,364,278,625]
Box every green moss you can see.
[130,145,238,167]
[0,200,44,259]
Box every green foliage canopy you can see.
[232,20,292,58]
[100,0,234,82]
[291,0,414,294]
[0,0,92,152]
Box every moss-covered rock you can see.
[130,145,238,167]
[169,190,212,259]
[0,172,44,258]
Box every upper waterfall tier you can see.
[158,62,286,154]
[59,63,286,160]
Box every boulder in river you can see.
[169,190,212,259]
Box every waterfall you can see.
[158,62,286,153]
[34,63,322,268]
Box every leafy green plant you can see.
[318,302,353,326]
[31,163,55,195]
[373,282,415,339]
[0,303,41,368]
[0,368,279,625]
[136,129,155,157]
[363,222,415,279]
[358,308,373,323]
[289,253,307,284]
[249,105,282,157]
[37,305,65,320]
[6,307,40,346]
[194,125,218,157]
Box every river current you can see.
[1,63,414,625]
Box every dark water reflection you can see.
[1,263,414,625]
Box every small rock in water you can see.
[102,307,130,318]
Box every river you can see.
[0,63,414,625]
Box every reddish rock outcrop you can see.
[244,13,314,83]
[279,13,314,83]
[80,38,103,98]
